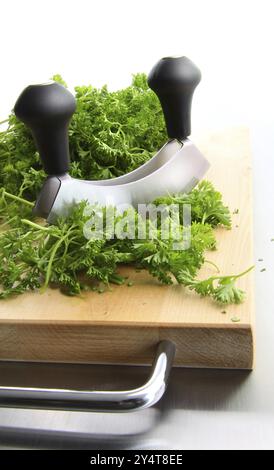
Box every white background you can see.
[0,0,273,131]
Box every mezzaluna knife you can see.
[14,56,209,222]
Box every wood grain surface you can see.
[0,127,255,368]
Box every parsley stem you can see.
[233,265,255,279]
[2,190,34,207]
[109,273,125,285]
[204,259,220,272]
[201,214,207,224]
[205,265,254,283]
[41,224,77,291]
[0,216,17,228]
[21,219,49,231]
[41,235,68,292]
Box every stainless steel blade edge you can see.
[46,139,209,222]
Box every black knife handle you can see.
[148,56,201,140]
[14,82,76,176]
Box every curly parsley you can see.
[0,75,252,303]
[0,185,252,304]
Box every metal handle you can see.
[0,341,175,413]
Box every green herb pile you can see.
[0,182,251,303]
[0,74,166,199]
[0,75,252,303]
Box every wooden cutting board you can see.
[0,128,255,369]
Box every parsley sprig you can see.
[176,266,253,304]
